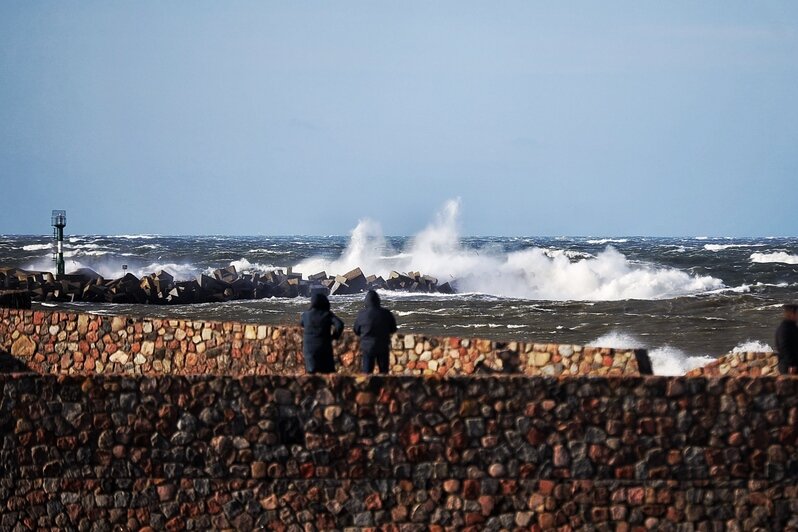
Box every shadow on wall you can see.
[0,291,32,309]
[475,350,521,374]
[0,351,33,373]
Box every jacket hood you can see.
[364,290,381,308]
[310,293,330,311]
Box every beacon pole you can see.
[52,210,67,276]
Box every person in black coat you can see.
[300,292,344,374]
[354,290,397,374]
[776,303,798,375]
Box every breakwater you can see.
[0,263,454,307]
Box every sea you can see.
[2,204,796,376]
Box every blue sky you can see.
[1,2,796,236]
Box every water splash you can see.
[731,340,772,353]
[297,199,724,301]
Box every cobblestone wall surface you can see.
[2,374,798,529]
[686,351,778,378]
[0,308,649,377]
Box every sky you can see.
[1,2,797,236]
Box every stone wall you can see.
[0,308,650,377]
[8,308,796,528]
[1,374,797,529]
[686,351,778,377]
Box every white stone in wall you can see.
[109,351,128,364]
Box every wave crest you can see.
[586,238,628,244]
[750,251,798,265]
[22,244,51,251]
[704,243,766,251]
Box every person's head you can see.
[311,292,330,311]
[784,304,798,321]
[364,289,381,308]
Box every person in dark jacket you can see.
[353,290,397,374]
[776,304,798,375]
[300,292,344,374]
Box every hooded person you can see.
[300,292,344,374]
[353,290,398,374]
[776,303,798,375]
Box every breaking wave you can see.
[63,250,110,258]
[132,263,197,279]
[543,249,594,260]
[704,243,765,252]
[21,253,279,282]
[750,251,798,265]
[586,238,628,245]
[21,256,197,280]
[22,243,52,251]
[225,258,279,275]
[296,199,724,301]
[248,248,292,255]
[109,234,159,239]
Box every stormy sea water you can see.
[2,201,796,375]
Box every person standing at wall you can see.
[300,292,344,374]
[354,290,398,374]
[775,303,798,375]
